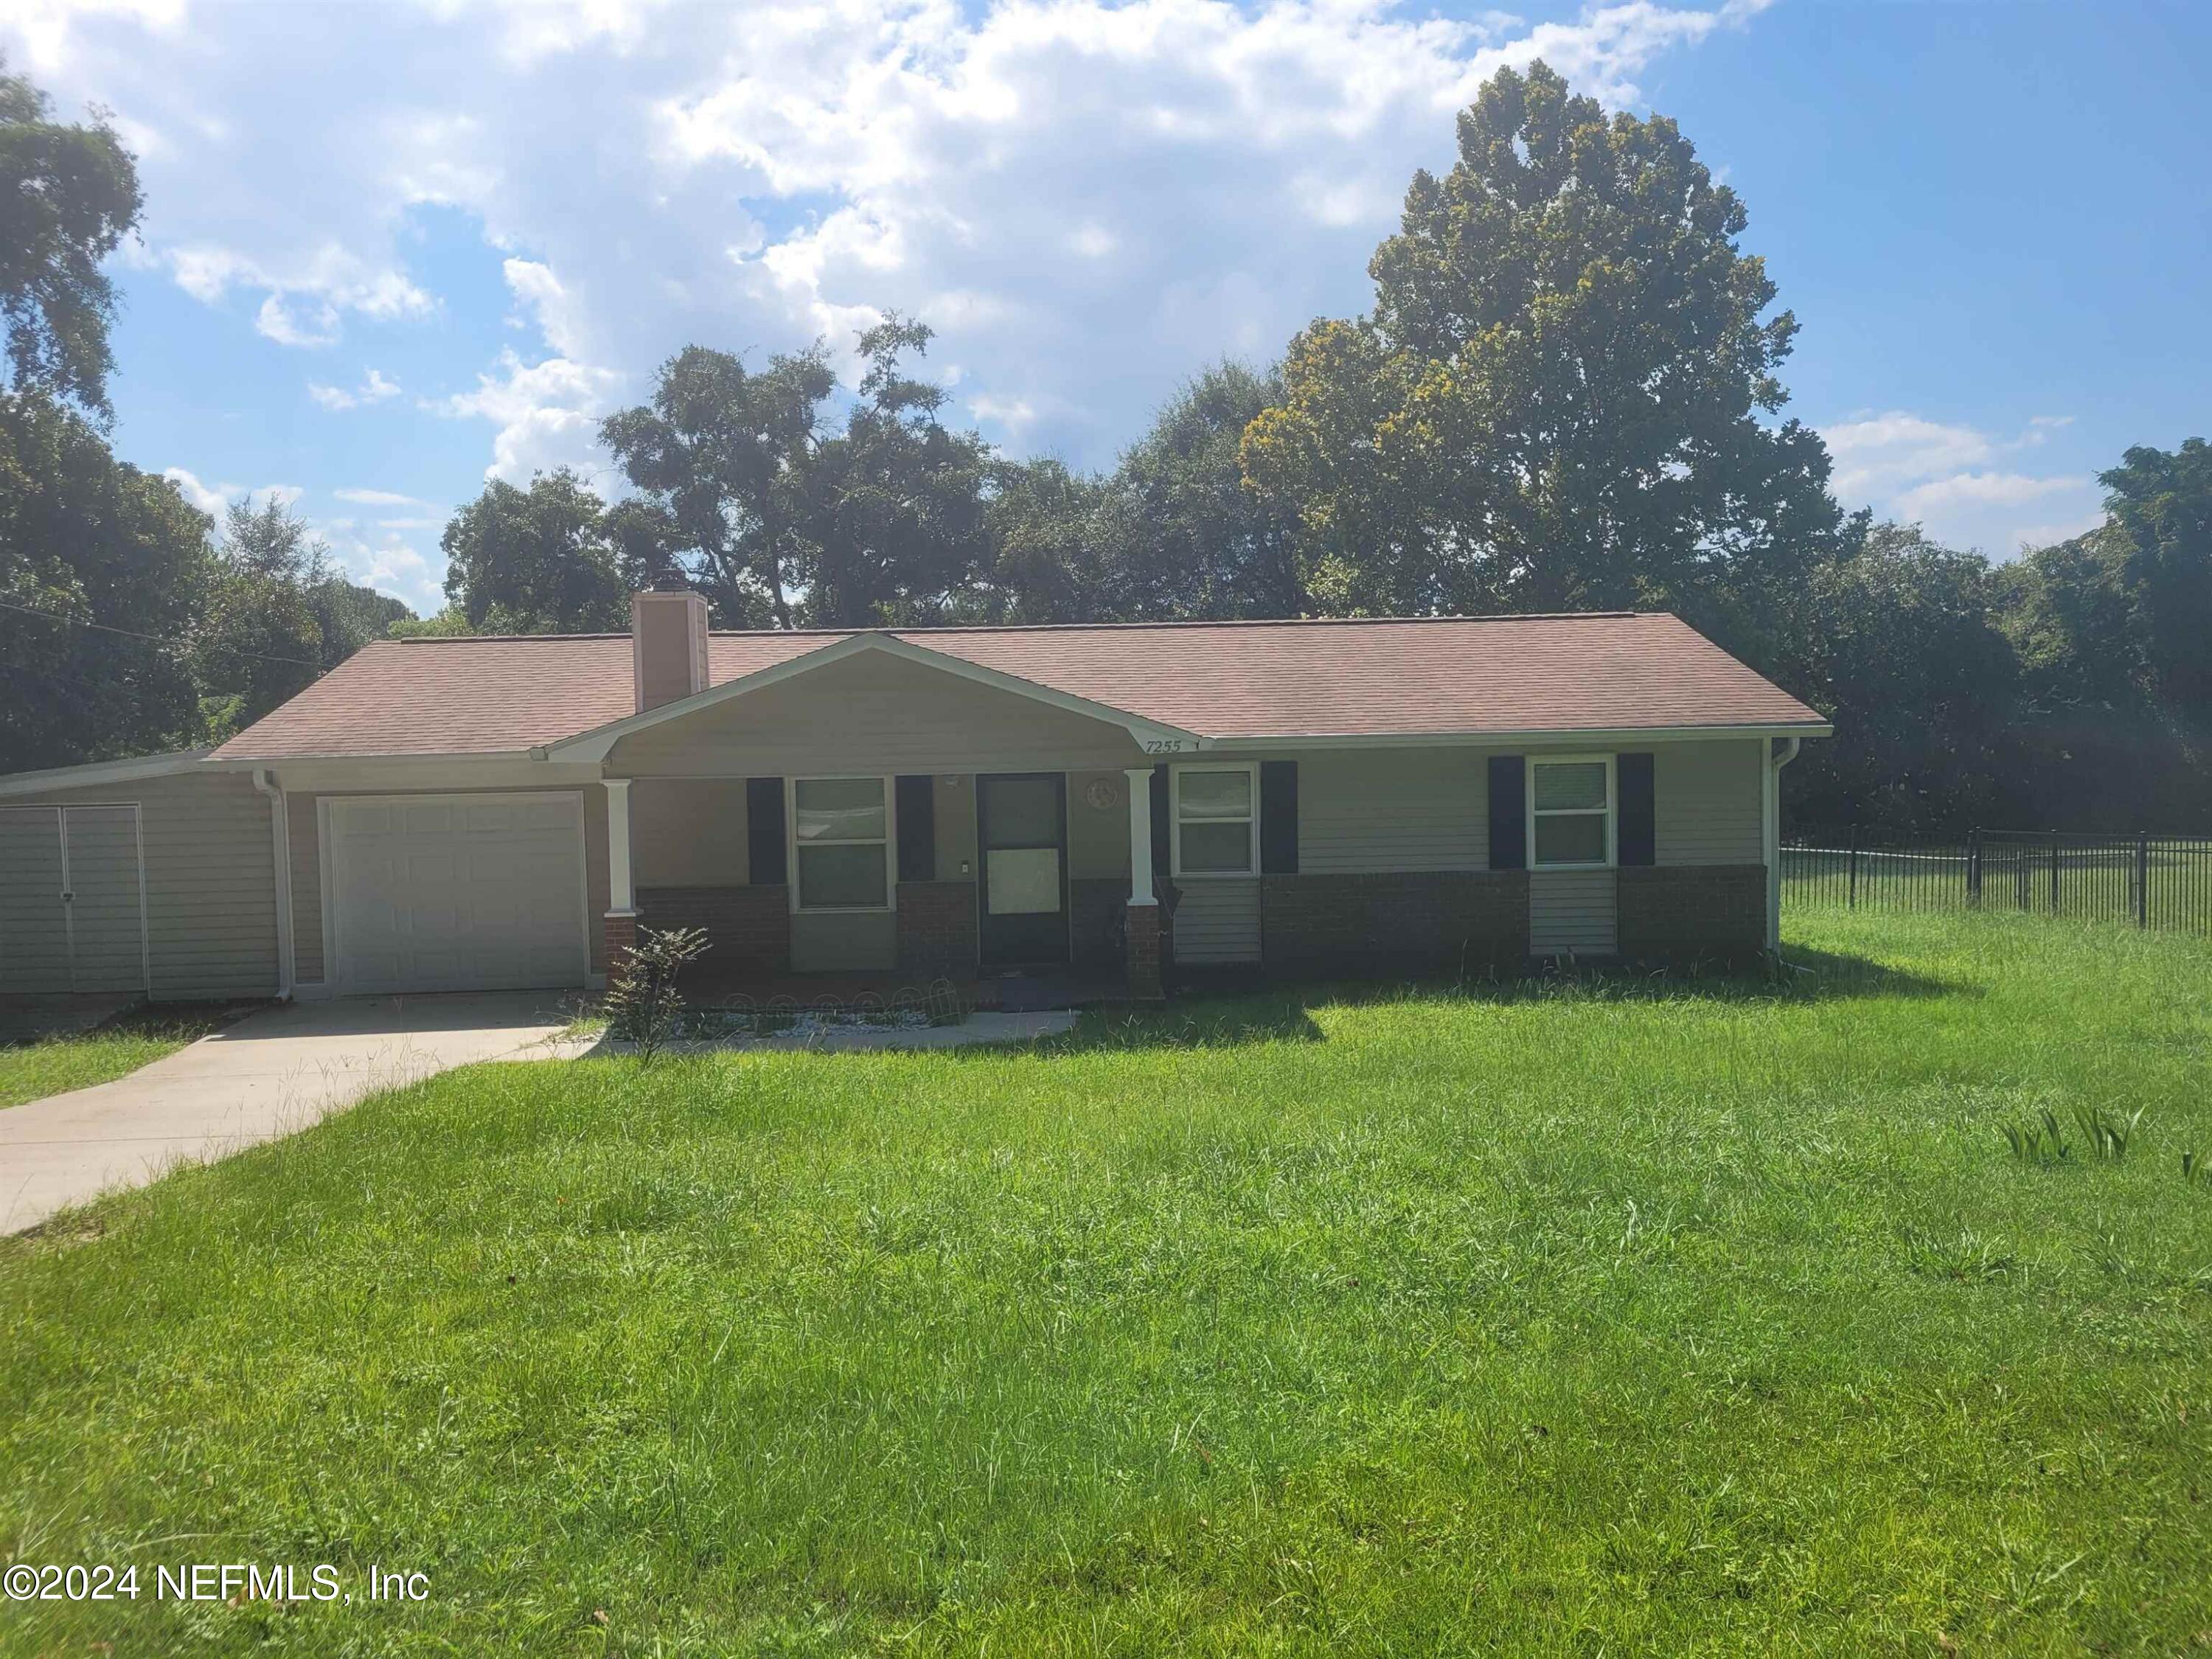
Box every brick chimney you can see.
[631,577,710,712]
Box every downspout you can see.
[253,768,296,1000]
[1764,737,1801,953]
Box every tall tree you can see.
[0,392,209,772]
[1241,60,1845,635]
[603,318,992,629]
[439,467,639,634]
[798,316,992,627]
[1104,361,1310,619]
[1994,437,2212,827]
[0,58,143,420]
[192,495,325,735]
[600,344,835,628]
[1775,522,2021,832]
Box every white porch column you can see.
[605,777,636,916]
[1124,766,1157,906]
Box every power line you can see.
[0,596,324,669]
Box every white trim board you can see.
[0,748,219,799]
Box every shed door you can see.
[328,793,588,995]
[0,806,148,995]
[0,809,69,995]
[60,807,148,992]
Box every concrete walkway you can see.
[0,993,577,1234]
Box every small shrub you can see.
[2073,1103,2143,1162]
[2001,1108,2072,1165]
[605,926,710,1064]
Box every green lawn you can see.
[0,1003,254,1110]
[3,911,2209,1655]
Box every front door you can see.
[977,773,1068,966]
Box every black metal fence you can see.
[1782,828,2212,934]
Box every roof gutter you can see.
[1227,722,1830,753]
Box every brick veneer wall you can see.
[1124,902,1164,999]
[603,912,638,977]
[1260,872,1529,978]
[636,885,791,975]
[896,880,978,975]
[1615,864,1766,962]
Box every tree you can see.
[1102,361,1310,619]
[797,316,993,627]
[0,58,143,420]
[1241,60,1846,636]
[600,344,835,628]
[1776,522,2020,832]
[0,392,208,772]
[982,456,1119,622]
[1993,438,2212,827]
[602,316,994,629]
[440,468,639,634]
[192,495,326,734]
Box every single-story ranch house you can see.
[0,594,1829,1002]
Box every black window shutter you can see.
[895,773,936,883]
[1150,762,1172,891]
[1488,755,1526,870]
[1618,753,1656,866]
[745,776,786,885]
[1259,760,1298,874]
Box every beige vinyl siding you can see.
[1655,740,1763,865]
[1174,879,1262,964]
[291,783,612,986]
[609,649,1144,777]
[1288,748,1488,872]
[1529,869,1617,955]
[0,809,70,995]
[634,778,748,885]
[1066,771,1130,881]
[1,770,277,1000]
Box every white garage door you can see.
[328,793,588,995]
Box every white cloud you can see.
[1822,409,2101,556]
[333,487,431,507]
[430,348,622,481]
[8,0,1765,467]
[161,465,227,515]
[159,467,302,514]
[308,367,403,411]
[166,241,431,349]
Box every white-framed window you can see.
[1528,755,1615,869]
[1169,762,1259,878]
[789,776,894,911]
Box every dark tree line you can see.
[4,50,2205,833]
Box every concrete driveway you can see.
[0,993,581,1234]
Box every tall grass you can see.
[1,908,2208,1655]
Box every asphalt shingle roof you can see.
[211,613,1827,760]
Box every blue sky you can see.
[8,0,2208,616]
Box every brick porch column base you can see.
[604,911,639,979]
[1124,901,1164,1001]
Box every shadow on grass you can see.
[1009,944,1960,1057]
